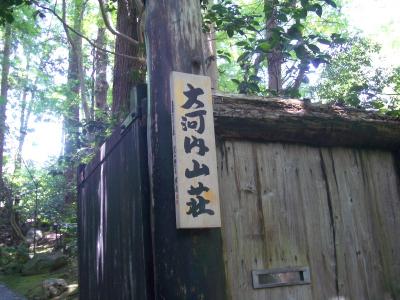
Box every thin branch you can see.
[97,0,140,46]
[34,2,146,64]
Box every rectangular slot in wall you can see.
[252,267,311,289]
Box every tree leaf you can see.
[257,42,272,53]
[311,58,323,68]
[324,0,337,8]
[317,38,331,45]
[301,0,309,7]
[237,52,249,63]
[277,12,288,22]
[307,44,321,54]
[294,45,308,59]
[249,75,261,82]
[334,38,347,44]
[231,79,241,86]
[287,23,303,39]
[312,4,323,17]
[302,75,310,83]
[218,54,231,63]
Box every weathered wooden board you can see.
[77,108,153,300]
[171,72,221,228]
[320,148,400,299]
[217,140,400,300]
[213,93,400,150]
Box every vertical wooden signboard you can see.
[171,71,221,228]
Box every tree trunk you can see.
[64,0,84,203]
[79,52,90,121]
[265,0,283,94]
[14,88,34,172]
[94,26,109,114]
[292,62,308,95]
[202,0,218,90]
[146,1,227,298]
[0,24,12,188]
[14,56,36,172]
[111,0,145,123]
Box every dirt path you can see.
[0,283,26,300]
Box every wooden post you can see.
[145,2,227,299]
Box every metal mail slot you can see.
[252,267,311,289]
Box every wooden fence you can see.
[78,92,400,299]
[77,90,153,300]
[214,94,400,299]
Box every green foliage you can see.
[0,0,32,25]
[313,36,399,115]
[0,244,29,274]
[204,0,344,96]
[12,162,71,226]
[203,1,260,37]
[0,272,50,298]
[385,67,400,116]
[0,267,78,299]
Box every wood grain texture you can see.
[77,111,153,300]
[218,140,400,300]
[171,72,221,228]
[213,93,400,150]
[145,1,227,299]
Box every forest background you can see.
[0,0,399,297]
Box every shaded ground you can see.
[0,283,26,300]
[0,264,78,300]
[0,221,78,299]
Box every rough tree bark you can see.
[265,0,283,94]
[0,24,12,188]
[146,1,227,299]
[111,0,145,123]
[63,0,84,203]
[79,51,90,121]
[94,26,109,114]
[202,0,218,90]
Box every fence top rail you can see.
[77,114,140,187]
[78,92,400,186]
[213,93,400,150]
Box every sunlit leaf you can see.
[258,42,272,53]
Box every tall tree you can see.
[0,24,12,187]
[206,0,342,96]
[94,26,109,114]
[14,86,33,172]
[202,0,219,89]
[111,0,145,123]
[63,0,85,203]
[265,0,283,93]
[313,37,392,108]
[146,1,227,298]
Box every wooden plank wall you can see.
[77,115,153,300]
[217,140,400,299]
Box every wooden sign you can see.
[170,71,221,228]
